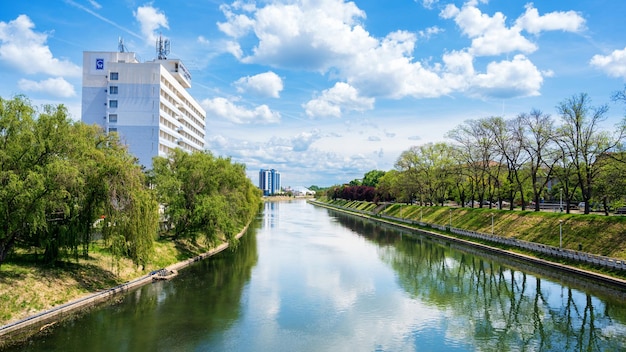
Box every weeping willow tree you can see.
[0,95,158,267]
[95,136,158,269]
[151,149,262,246]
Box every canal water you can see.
[5,200,626,351]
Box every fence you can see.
[313,201,626,272]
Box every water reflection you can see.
[332,211,626,351]
[8,223,259,352]
[5,201,626,352]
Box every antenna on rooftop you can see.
[118,37,127,53]
[156,33,170,60]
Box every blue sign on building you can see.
[96,58,104,70]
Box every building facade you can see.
[259,169,281,196]
[81,49,205,169]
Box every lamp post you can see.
[560,188,563,212]
[491,213,494,235]
[420,207,423,223]
[449,208,452,228]
[559,220,563,249]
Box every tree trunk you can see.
[0,235,17,265]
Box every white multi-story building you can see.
[81,46,205,169]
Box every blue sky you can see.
[1,0,626,187]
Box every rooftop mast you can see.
[156,34,170,60]
[118,37,127,53]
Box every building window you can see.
[109,100,118,108]
[109,86,118,94]
[109,114,118,123]
[108,127,117,133]
[110,72,119,80]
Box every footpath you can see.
[309,200,626,289]
[0,225,248,348]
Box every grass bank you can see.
[318,199,626,280]
[0,236,228,327]
[319,198,626,261]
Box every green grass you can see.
[319,198,626,260]
[0,235,229,326]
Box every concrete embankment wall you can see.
[0,225,248,347]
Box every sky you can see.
[1,0,626,187]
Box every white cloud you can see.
[515,3,585,35]
[234,71,284,98]
[218,0,581,102]
[224,40,243,59]
[0,15,81,77]
[420,0,438,9]
[217,3,256,38]
[219,0,372,71]
[471,54,543,98]
[205,132,379,185]
[88,0,102,10]
[268,130,322,152]
[590,47,626,79]
[418,26,443,40]
[18,77,76,98]
[197,36,210,45]
[441,2,584,57]
[134,5,169,44]
[304,82,375,118]
[440,3,537,56]
[201,97,281,124]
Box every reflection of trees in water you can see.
[330,211,399,246]
[331,211,626,351]
[11,224,260,352]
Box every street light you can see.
[559,220,563,249]
[560,188,563,213]
[449,208,452,228]
[491,213,494,235]
[420,207,423,222]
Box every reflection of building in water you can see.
[263,201,279,229]
[259,168,281,196]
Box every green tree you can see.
[362,170,386,187]
[152,149,261,246]
[556,93,626,214]
[593,153,626,214]
[0,96,157,266]
[395,143,454,206]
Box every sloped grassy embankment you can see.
[318,198,626,262]
[0,236,227,327]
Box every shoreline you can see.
[309,200,626,290]
[263,195,314,202]
[0,224,249,347]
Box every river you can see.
[5,199,626,351]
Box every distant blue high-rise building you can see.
[259,169,281,196]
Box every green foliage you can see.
[362,170,386,187]
[0,95,158,267]
[151,149,262,245]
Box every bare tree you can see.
[518,109,560,212]
[556,93,626,214]
[483,116,527,210]
[446,119,497,208]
